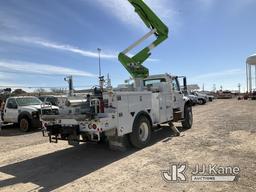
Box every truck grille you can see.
[41,109,59,115]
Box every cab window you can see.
[38,97,45,102]
[7,98,18,109]
[46,97,58,106]
[172,78,180,91]
[144,78,166,86]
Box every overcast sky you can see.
[0,0,256,91]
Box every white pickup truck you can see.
[1,96,59,132]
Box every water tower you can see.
[246,54,256,93]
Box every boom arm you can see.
[118,0,169,79]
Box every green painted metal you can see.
[118,0,169,78]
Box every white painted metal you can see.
[41,74,188,144]
[122,29,157,54]
[139,122,149,142]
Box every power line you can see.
[0,85,94,89]
[0,70,95,78]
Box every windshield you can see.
[16,97,42,106]
[144,78,166,86]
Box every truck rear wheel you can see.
[129,116,152,149]
[182,105,193,129]
[19,117,31,132]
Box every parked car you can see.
[217,91,233,99]
[199,91,215,102]
[249,91,256,100]
[207,94,215,102]
[187,94,199,106]
[38,95,67,107]
[1,96,59,132]
[190,92,207,105]
[38,95,88,115]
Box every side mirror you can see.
[183,77,187,91]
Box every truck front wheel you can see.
[129,116,152,149]
[19,117,31,132]
[182,105,193,129]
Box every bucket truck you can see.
[41,0,193,149]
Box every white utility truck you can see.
[2,96,59,132]
[40,0,193,149]
[41,74,192,149]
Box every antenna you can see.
[238,83,241,93]
[97,48,102,77]
[213,84,216,92]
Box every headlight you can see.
[31,111,39,118]
[54,109,59,115]
[65,100,71,107]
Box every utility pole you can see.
[97,48,102,77]
[64,75,74,96]
[97,48,104,90]
[106,73,112,90]
[238,83,241,93]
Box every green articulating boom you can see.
[118,0,169,79]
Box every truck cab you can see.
[144,74,186,111]
[2,96,59,132]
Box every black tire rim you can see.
[20,119,29,131]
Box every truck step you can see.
[173,110,182,122]
[49,135,58,143]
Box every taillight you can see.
[88,124,97,129]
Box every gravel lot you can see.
[0,99,255,192]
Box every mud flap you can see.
[108,134,131,151]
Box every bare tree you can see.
[12,89,27,95]
[50,88,65,94]
[34,88,47,93]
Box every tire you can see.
[129,116,152,149]
[198,99,205,105]
[19,117,31,132]
[182,105,193,129]
[1,111,4,121]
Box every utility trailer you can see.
[41,74,193,149]
[40,0,193,149]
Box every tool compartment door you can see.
[116,95,132,136]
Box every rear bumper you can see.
[46,124,79,136]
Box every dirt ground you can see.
[0,99,255,192]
